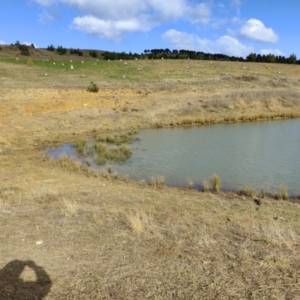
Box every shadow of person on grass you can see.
[0,260,52,299]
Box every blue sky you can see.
[1,0,299,58]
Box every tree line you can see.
[103,49,299,64]
[9,40,299,64]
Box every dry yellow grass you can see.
[1,49,300,299]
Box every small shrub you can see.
[87,81,99,93]
[27,58,34,67]
[210,174,221,193]
[89,50,98,58]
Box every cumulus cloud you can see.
[0,40,7,45]
[259,49,283,56]
[216,35,253,57]
[73,15,151,41]
[239,19,278,43]
[163,29,211,51]
[163,30,253,57]
[33,0,212,40]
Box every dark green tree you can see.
[89,50,98,58]
[47,44,55,51]
[18,44,30,55]
[287,53,297,64]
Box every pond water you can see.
[47,119,300,195]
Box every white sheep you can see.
[70,65,74,70]
[81,61,84,63]
[70,60,72,62]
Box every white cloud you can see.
[163,29,197,50]
[163,29,211,51]
[33,0,212,40]
[239,19,278,43]
[73,15,151,41]
[163,30,253,57]
[259,49,283,56]
[216,35,253,57]
[23,42,38,48]
[0,40,7,45]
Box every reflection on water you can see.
[47,119,300,195]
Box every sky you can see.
[0,0,299,58]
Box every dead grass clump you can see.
[150,175,165,186]
[126,212,145,235]
[273,185,289,200]
[156,175,165,186]
[235,75,258,81]
[58,154,82,173]
[210,174,221,193]
[202,179,210,192]
[63,198,79,217]
[239,185,256,197]
[187,177,193,189]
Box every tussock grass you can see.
[239,185,256,197]
[187,177,193,189]
[149,175,165,186]
[273,185,289,200]
[210,174,221,193]
[126,212,144,235]
[202,180,210,192]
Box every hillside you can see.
[1,48,300,299]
